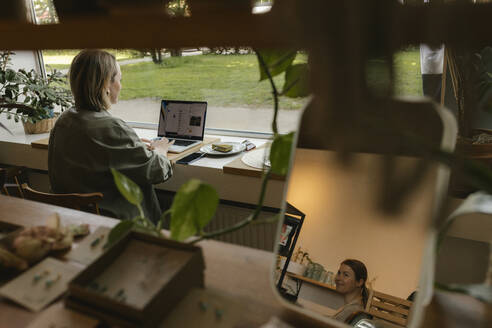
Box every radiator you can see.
[203,203,280,251]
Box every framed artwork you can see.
[278,215,299,257]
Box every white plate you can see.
[241,147,271,169]
[200,142,246,156]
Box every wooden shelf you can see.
[287,272,338,292]
[1,4,492,50]
[0,13,300,50]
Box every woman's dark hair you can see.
[342,259,369,307]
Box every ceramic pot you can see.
[279,257,307,276]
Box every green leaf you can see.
[435,282,492,304]
[282,63,310,98]
[257,49,297,81]
[5,69,17,82]
[269,132,295,176]
[170,179,219,241]
[110,168,143,206]
[104,219,134,249]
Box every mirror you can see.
[272,101,457,328]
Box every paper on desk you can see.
[64,226,111,265]
[0,257,81,312]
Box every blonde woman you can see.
[49,49,174,222]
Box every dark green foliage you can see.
[169,179,219,241]
[0,51,73,123]
[270,132,294,176]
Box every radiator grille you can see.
[203,203,279,251]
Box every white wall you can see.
[9,51,40,72]
[286,148,438,299]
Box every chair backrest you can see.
[0,169,5,192]
[21,183,103,215]
[365,290,412,327]
[0,166,25,197]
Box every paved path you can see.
[110,97,303,134]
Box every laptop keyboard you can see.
[169,139,196,146]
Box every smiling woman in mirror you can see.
[331,259,368,322]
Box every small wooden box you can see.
[65,231,205,327]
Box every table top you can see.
[0,195,490,328]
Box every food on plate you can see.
[212,143,233,153]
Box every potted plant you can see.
[0,51,74,134]
[445,46,492,196]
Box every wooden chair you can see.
[0,169,5,193]
[0,166,26,197]
[364,290,412,327]
[21,183,104,215]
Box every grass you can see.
[119,54,309,109]
[41,49,422,110]
[43,49,143,70]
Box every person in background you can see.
[420,43,444,103]
[332,259,369,322]
[48,49,174,223]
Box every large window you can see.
[31,0,423,135]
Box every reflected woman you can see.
[332,259,369,322]
[49,49,174,222]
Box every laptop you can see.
[157,100,207,153]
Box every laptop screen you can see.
[158,100,207,140]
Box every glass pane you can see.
[31,0,304,134]
[275,148,440,326]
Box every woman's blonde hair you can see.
[69,49,118,111]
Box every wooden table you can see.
[0,195,490,327]
[30,136,220,164]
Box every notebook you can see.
[157,100,207,153]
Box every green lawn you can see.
[42,49,422,110]
[119,54,309,109]
[394,47,423,96]
[42,49,142,70]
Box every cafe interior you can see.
[0,1,491,328]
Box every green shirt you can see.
[48,108,173,222]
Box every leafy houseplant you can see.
[0,51,74,134]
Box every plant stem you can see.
[256,50,279,135]
[191,169,272,244]
[0,102,36,113]
[160,209,171,227]
[136,204,155,229]
[251,214,281,226]
[190,50,284,244]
